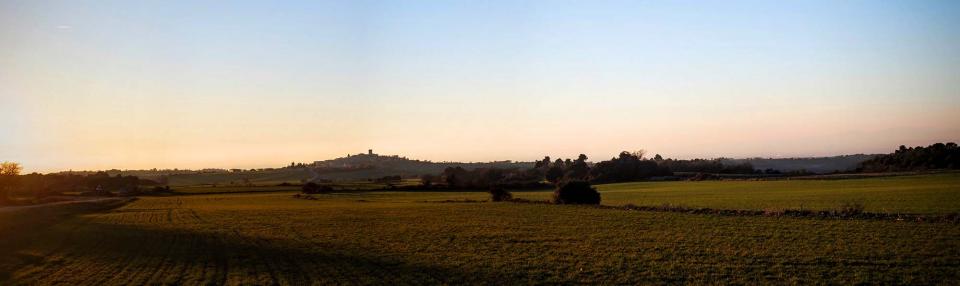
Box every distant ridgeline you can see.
[34,143,957,188]
[308,151,535,180]
[718,143,960,174]
[858,143,959,172]
[436,152,879,189]
[432,146,952,189]
[720,154,880,174]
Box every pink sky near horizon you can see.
[2,0,959,173]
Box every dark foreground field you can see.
[1,175,959,285]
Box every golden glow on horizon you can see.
[2,1,959,172]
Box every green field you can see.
[170,185,303,195]
[1,174,959,284]
[165,168,314,187]
[582,173,960,214]
[168,179,423,195]
[172,173,960,214]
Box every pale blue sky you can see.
[2,0,959,172]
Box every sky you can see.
[1,0,959,172]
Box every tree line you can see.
[432,151,757,189]
[858,142,959,172]
[432,142,960,191]
[0,163,161,204]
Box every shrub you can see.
[302,182,332,194]
[837,202,865,216]
[151,186,171,193]
[302,182,319,194]
[688,172,719,181]
[552,181,600,205]
[762,208,785,217]
[488,187,513,202]
[375,175,402,183]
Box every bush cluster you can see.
[488,187,513,202]
[552,181,600,205]
[302,182,333,194]
[859,142,959,172]
[440,167,542,189]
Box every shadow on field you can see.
[0,199,135,281]
[4,217,500,285]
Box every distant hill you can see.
[722,154,880,173]
[309,152,535,180]
[49,152,885,185]
[48,153,536,186]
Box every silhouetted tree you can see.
[859,142,960,172]
[545,165,565,184]
[552,181,600,205]
[534,156,551,169]
[477,168,506,187]
[565,154,590,180]
[439,167,546,189]
[589,151,670,183]
[489,187,513,202]
[420,174,437,187]
[0,162,22,204]
[443,166,469,187]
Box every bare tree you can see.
[0,162,23,204]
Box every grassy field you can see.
[572,173,960,214]
[1,174,958,284]
[170,185,304,195]
[165,168,313,187]
[169,179,423,195]
[173,173,960,214]
[0,193,958,284]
